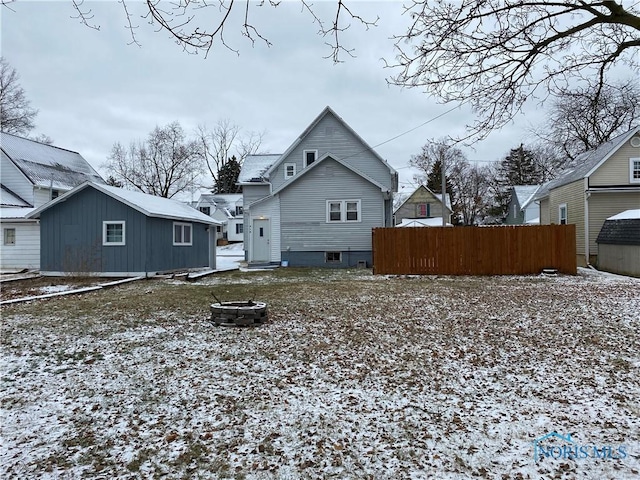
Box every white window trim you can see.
[303,149,318,168]
[3,228,16,246]
[173,222,193,246]
[326,199,362,223]
[630,158,640,184]
[558,203,568,225]
[103,221,126,246]
[284,162,296,179]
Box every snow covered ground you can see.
[1,268,639,479]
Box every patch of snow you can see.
[607,209,640,221]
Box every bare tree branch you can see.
[0,57,38,135]
[388,1,640,142]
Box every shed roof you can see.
[1,132,104,190]
[596,215,640,246]
[28,182,220,224]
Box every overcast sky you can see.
[1,1,546,190]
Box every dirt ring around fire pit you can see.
[210,301,269,327]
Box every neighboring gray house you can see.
[28,182,219,276]
[596,209,640,277]
[505,185,540,224]
[238,106,398,267]
[0,132,105,270]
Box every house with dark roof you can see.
[1,132,105,270]
[27,182,220,276]
[504,185,540,224]
[596,209,640,277]
[534,126,640,266]
[238,107,398,267]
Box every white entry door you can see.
[252,219,270,262]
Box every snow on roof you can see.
[397,217,452,227]
[1,184,31,207]
[0,207,37,220]
[238,154,281,183]
[29,182,220,224]
[607,209,640,221]
[513,185,540,208]
[434,193,452,211]
[1,132,105,190]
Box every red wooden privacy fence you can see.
[372,225,576,275]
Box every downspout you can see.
[584,178,591,267]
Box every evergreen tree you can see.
[499,144,543,186]
[426,158,446,193]
[215,156,241,193]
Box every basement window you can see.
[173,222,192,246]
[103,221,125,246]
[326,251,342,263]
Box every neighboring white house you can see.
[177,189,244,243]
[1,132,104,270]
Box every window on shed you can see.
[103,221,125,246]
[174,222,192,246]
[631,158,640,183]
[304,150,317,167]
[3,228,16,246]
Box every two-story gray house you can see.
[238,107,398,267]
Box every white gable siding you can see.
[0,221,39,269]
[279,159,383,251]
[589,139,640,186]
[270,113,392,192]
[1,153,33,205]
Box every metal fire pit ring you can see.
[210,301,268,327]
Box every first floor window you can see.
[174,222,192,245]
[3,228,16,246]
[236,223,244,234]
[103,221,125,246]
[631,158,640,183]
[327,199,361,223]
[326,251,341,263]
[559,204,568,225]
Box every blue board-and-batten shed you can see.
[28,182,220,276]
